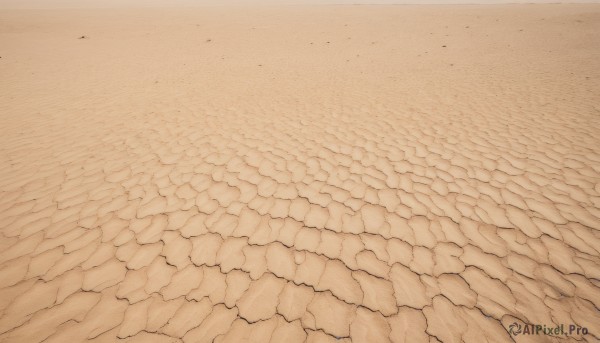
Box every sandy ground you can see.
[1,4,600,343]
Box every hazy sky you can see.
[0,0,598,8]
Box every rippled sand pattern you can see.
[1,4,600,343]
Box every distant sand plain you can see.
[0,4,599,342]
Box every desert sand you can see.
[0,3,599,343]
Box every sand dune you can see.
[1,4,599,342]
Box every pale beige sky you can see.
[0,0,598,9]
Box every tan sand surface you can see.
[1,4,600,342]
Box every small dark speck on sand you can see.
[78,35,87,39]
[258,64,263,67]
[442,45,447,48]
[206,39,212,43]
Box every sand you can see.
[0,3,599,342]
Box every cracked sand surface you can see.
[1,4,600,343]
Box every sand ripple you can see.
[1,4,599,342]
